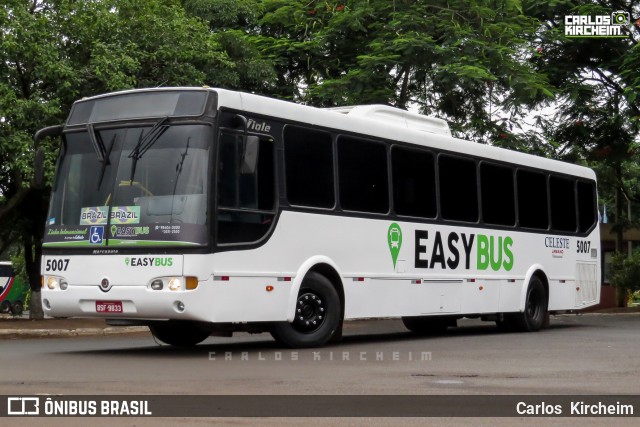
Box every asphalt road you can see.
[1,314,638,426]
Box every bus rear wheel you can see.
[149,321,211,347]
[512,276,548,332]
[10,301,23,316]
[270,272,341,348]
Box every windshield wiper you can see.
[128,117,169,182]
[87,123,107,163]
[172,136,191,196]
[86,124,117,189]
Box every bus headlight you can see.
[149,276,198,291]
[168,278,182,291]
[47,277,59,289]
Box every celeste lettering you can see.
[545,236,570,249]
[414,230,513,271]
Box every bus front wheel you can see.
[512,276,548,332]
[149,321,211,347]
[270,272,341,348]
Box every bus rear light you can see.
[467,279,476,283]
[412,279,422,284]
[354,277,365,282]
[277,277,292,282]
[508,279,516,283]
[185,277,198,290]
[214,276,230,281]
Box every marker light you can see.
[185,277,198,290]
[168,278,182,291]
[47,277,59,289]
[266,285,274,292]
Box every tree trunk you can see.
[23,232,45,319]
[29,289,44,320]
[615,166,627,307]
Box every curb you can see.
[0,326,148,340]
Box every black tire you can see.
[10,301,23,316]
[512,276,548,332]
[402,315,456,335]
[270,272,341,348]
[0,300,11,314]
[149,321,211,347]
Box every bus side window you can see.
[577,181,597,233]
[337,136,389,214]
[284,125,334,208]
[217,132,275,244]
[439,154,478,222]
[517,169,549,229]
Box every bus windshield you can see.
[44,123,211,247]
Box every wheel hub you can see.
[293,292,326,333]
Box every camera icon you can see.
[611,10,630,25]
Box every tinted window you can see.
[392,147,436,218]
[284,126,334,208]
[337,136,388,213]
[550,176,577,232]
[517,170,548,229]
[439,155,478,222]
[217,132,275,243]
[577,180,597,233]
[480,163,515,226]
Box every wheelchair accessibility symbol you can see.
[89,226,104,244]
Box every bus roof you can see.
[74,87,596,181]
[214,88,595,181]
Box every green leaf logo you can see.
[125,257,130,266]
[387,223,402,269]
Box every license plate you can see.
[95,301,123,313]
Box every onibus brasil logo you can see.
[565,10,630,37]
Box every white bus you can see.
[38,87,600,347]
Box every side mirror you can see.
[241,136,260,174]
[33,125,63,189]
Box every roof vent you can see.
[327,105,451,136]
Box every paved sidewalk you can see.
[0,314,148,339]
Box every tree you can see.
[523,0,640,305]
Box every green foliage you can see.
[610,250,640,296]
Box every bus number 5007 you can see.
[46,258,69,272]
